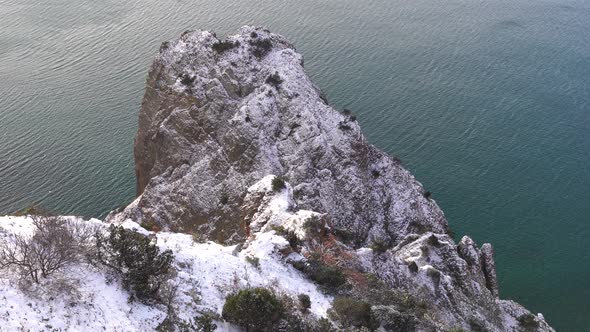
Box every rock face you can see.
[111,26,555,331]
[123,26,446,244]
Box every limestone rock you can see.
[481,243,499,298]
[113,26,447,245]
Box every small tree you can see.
[0,215,94,283]
[272,176,287,192]
[298,293,311,312]
[0,233,42,283]
[222,287,283,331]
[95,225,173,301]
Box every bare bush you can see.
[159,279,181,314]
[0,215,95,283]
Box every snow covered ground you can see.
[0,179,332,331]
[0,216,165,331]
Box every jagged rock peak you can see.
[117,25,447,245]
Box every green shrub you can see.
[271,294,308,331]
[298,293,311,311]
[270,224,300,250]
[304,255,346,291]
[272,176,287,192]
[426,267,442,282]
[271,225,287,234]
[95,225,173,301]
[193,314,218,332]
[246,256,260,268]
[338,122,352,130]
[303,215,323,232]
[179,74,195,86]
[266,72,283,89]
[395,291,428,317]
[212,40,239,54]
[362,275,428,318]
[332,296,373,328]
[372,305,417,332]
[157,312,218,332]
[370,238,391,254]
[468,317,490,332]
[517,313,540,331]
[222,287,283,331]
[310,318,337,332]
[249,38,273,58]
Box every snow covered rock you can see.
[107,26,554,331]
[115,25,447,245]
[241,175,328,242]
[357,232,555,331]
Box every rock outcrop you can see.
[117,26,446,245]
[110,26,554,331]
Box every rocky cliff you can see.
[107,26,554,331]
[119,26,446,245]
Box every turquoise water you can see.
[1,0,588,329]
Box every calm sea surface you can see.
[1,0,588,329]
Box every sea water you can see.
[1,0,588,329]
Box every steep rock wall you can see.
[120,26,447,245]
